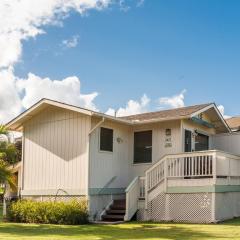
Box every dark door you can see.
[184,130,192,152]
[195,133,209,151]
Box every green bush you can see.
[8,199,88,225]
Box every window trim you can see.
[133,129,153,165]
[99,127,114,153]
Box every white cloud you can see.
[0,0,111,68]
[158,89,186,109]
[0,0,146,124]
[17,73,99,111]
[0,0,112,123]
[0,68,23,123]
[62,35,79,48]
[0,69,99,124]
[217,105,231,119]
[106,94,150,117]
[105,108,116,116]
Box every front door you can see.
[184,130,192,152]
[195,133,209,151]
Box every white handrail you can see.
[124,177,139,221]
[145,151,221,194]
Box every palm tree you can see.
[0,160,16,217]
[0,124,18,165]
[0,125,16,217]
[0,160,16,191]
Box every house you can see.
[226,117,240,132]
[6,98,240,223]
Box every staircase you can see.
[101,199,126,222]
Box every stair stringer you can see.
[147,180,165,203]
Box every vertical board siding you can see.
[130,120,182,178]
[23,106,90,195]
[89,118,131,190]
[89,119,183,191]
[212,132,240,155]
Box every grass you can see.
[1,220,240,240]
[0,204,240,240]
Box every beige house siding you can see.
[89,118,131,192]
[212,132,240,155]
[130,120,182,178]
[89,119,183,193]
[22,105,91,196]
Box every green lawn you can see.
[1,220,240,240]
[0,204,240,240]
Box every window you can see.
[134,130,152,164]
[100,127,113,152]
[184,130,192,152]
[195,133,209,151]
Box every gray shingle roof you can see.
[119,103,212,122]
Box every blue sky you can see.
[1,0,240,122]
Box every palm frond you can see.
[0,125,8,135]
[0,160,17,191]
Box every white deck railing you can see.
[145,151,219,193]
[143,150,240,206]
[125,150,240,220]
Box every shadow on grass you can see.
[0,222,219,240]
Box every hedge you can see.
[8,199,88,225]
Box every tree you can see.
[0,125,8,135]
[0,160,16,191]
[0,124,19,165]
[0,125,17,216]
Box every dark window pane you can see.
[195,133,209,151]
[134,130,152,164]
[100,127,113,152]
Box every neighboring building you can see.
[226,117,240,132]
[6,98,240,223]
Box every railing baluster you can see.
[145,151,235,194]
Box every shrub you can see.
[8,199,88,225]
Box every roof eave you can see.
[190,103,231,133]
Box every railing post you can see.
[145,174,148,210]
[124,192,129,221]
[164,158,168,192]
[212,152,217,184]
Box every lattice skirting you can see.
[138,192,213,223]
[137,192,240,223]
